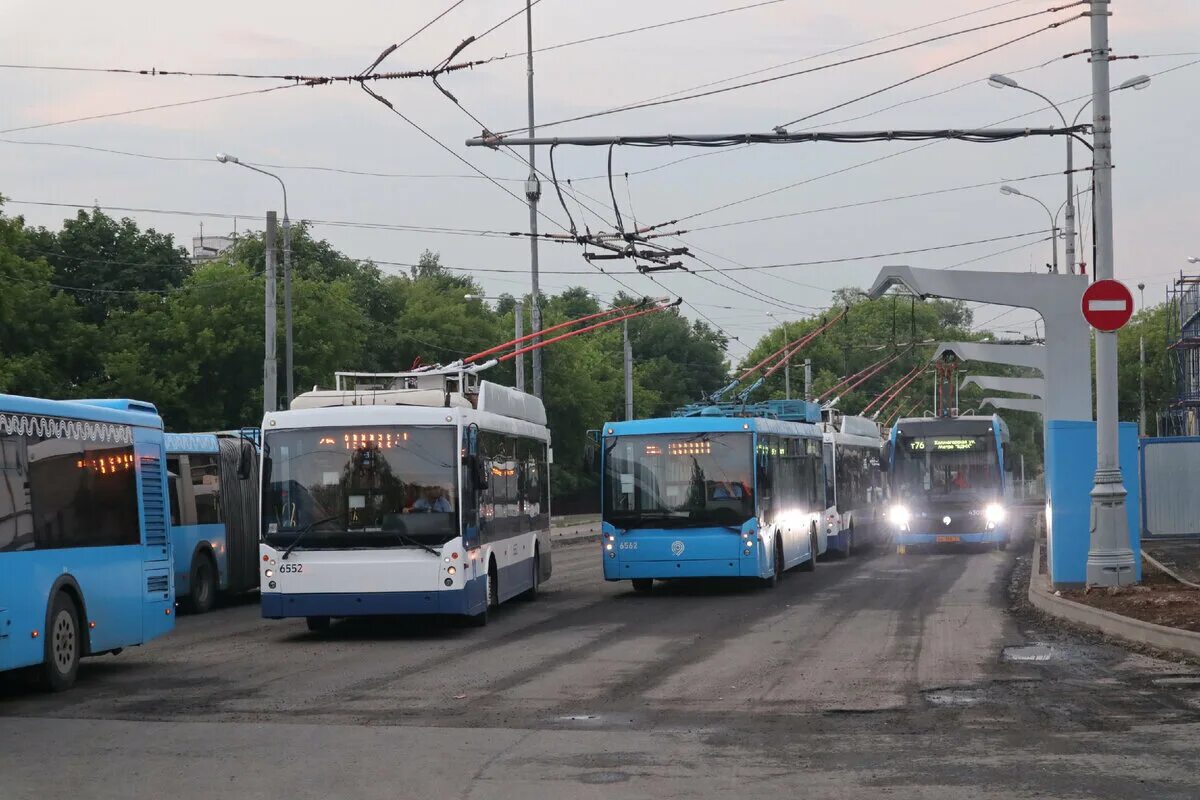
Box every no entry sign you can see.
[1081,279,1134,331]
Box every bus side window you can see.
[0,434,32,552]
[166,456,182,527]
[189,454,222,525]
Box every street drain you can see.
[560,714,600,721]
[1002,644,1056,663]
[578,771,630,785]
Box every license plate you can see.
[936,536,960,544]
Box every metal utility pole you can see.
[623,319,634,420]
[1138,282,1146,436]
[804,359,813,402]
[524,0,544,400]
[514,300,526,393]
[263,211,279,416]
[1086,0,1135,587]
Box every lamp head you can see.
[1120,75,1151,91]
[215,153,239,164]
[988,73,1019,89]
[999,185,1021,196]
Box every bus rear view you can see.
[885,415,1011,553]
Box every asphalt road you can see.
[3,536,1200,799]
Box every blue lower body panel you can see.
[262,577,484,619]
[606,557,758,580]
[827,530,851,554]
[896,530,1005,545]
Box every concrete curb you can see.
[1027,541,1200,658]
[549,524,600,546]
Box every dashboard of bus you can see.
[603,432,754,529]
[261,425,459,549]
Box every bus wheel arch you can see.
[487,557,499,608]
[188,546,218,614]
[521,546,541,601]
[40,588,83,691]
[45,575,91,658]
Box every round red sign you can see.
[1081,279,1134,331]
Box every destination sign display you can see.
[907,437,981,452]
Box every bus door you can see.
[0,432,22,663]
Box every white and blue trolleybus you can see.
[600,399,826,591]
[0,394,175,691]
[820,412,886,556]
[883,414,1012,553]
[258,367,551,630]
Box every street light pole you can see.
[217,153,294,406]
[989,72,1149,275]
[1138,282,1146,437]
[624,318,633,420]
[524,0,544,400]
[1085,0,1135,587]
[263,211,278,415]
[1000,184,1058,273]
[767,312,792,399]
[514,300,526,393]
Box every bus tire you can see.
[521,551,541,601]
[40,592,81,692]
[305,616,331,632]
[997,538,1009,552]
[188,553,217,614]
[632,578,653,593]
[800,527,817,572]
[468,564,497,627]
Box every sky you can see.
[1,0,1198,362]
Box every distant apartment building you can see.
[191,235,235,263]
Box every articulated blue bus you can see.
[165,432,260,613]
[883,414,1012,553]
[600,401,826,591]
[0,394,174,691]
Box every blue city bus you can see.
[883,414,1012,553]
[600,400,826,591]
[165,432,260,613]
[0,394,175,691]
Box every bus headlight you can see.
[888,505,911,527]
[264,568,274,578]
[985,504,1006,525]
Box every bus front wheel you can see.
[800,528,818,572]
[305,616,331,632]
[632,578,653,593]
[40,592,81,692]
[189,553,217,614]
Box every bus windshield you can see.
[262,426,458,548]
[603,432,754,529]
[893,434,1000,504]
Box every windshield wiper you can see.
[282,514,344,560]
[389,529,441,557]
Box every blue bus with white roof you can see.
[600,400,826,591]
[0,393,174,691]
[165,431,260,613]
[883,414,1012,552]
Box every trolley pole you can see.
[1085,0,1135,586]
[263,211,278,415]
[624,318,634,420]
[804,359,813,402]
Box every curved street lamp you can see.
[988,73,1151,275]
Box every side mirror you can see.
[237,440,254,480]
[879,442,891,471]
[1002,442,1014,472]
[584,443,600,475]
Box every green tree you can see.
[22,207,191,325]
[0,207,91,396]
[1117,303,1174,427]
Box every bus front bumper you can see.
[262,578,485,618]
[894,530,1006,545]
